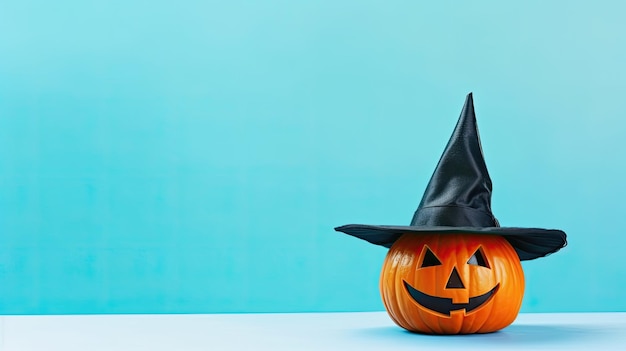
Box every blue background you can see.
[1,1,625,314]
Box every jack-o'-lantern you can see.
[381,233,524,334]
[335,93,566,334]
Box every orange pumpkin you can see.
[380,233,524,334]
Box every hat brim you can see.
[334,224,567,261]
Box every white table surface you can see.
[1,312,625,351]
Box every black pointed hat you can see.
[335,93,566,260]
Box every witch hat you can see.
[335,93,566,260]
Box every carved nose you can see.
[446,267,465,289]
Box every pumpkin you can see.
[380,233,524,334]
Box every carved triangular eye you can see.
[420,247,442,268]
[467,248,490,268]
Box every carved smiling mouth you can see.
[404,281,499,316]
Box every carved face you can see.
[380,233,524,334]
